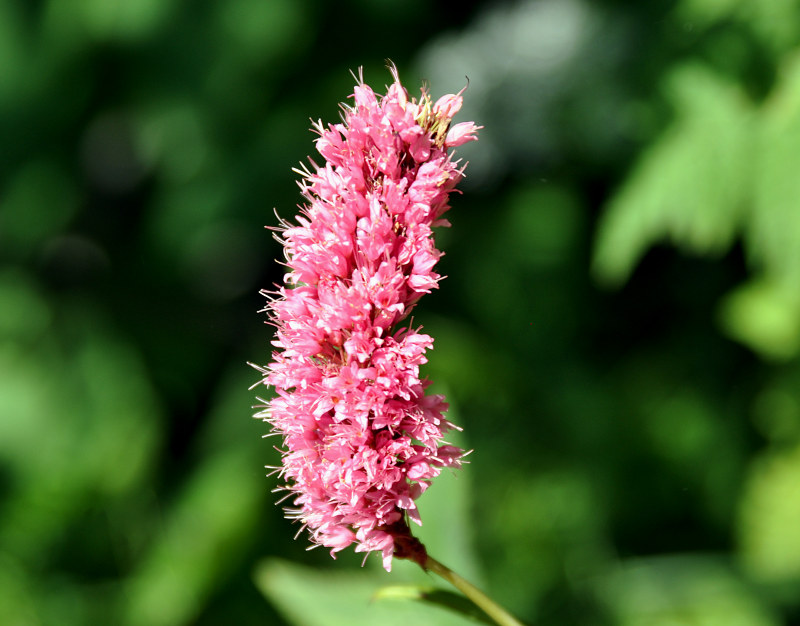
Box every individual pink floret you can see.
[254,65,479,571]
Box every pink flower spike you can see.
[256,63,478,572]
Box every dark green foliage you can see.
[3,1,800,624]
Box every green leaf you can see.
[0,293,162,563]
[737,0,800,57]
[675,0,741,27]
[599,555,779,626]
[749,51,800,288]
[123,449,264,626]
[254,558,477,626]
[718,279,800,360]
[593,64,751,287]
[374,584,494,624]
[738,442,800,584]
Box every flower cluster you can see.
[255,66,479,571]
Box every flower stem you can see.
[391,522,525,625]
[423,555,527,626]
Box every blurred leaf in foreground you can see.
[738,441,800,585]
[599,555,778,626]
[254,558,476,626]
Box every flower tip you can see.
[445,121,481,148]
[385,58,400,82]
[433,93,463,120]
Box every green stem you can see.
[390,521,526,625]
[423,555,526,626]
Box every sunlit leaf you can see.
[718,279,800,360]
[676,0,741,26]
[593,64,752,286]
[675,0,800,57]
[738,0,800,57]
[738,442,800,583]
[749,51,800,288]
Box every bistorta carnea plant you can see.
[253,64,521,626]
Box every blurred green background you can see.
[3,0,800,624]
